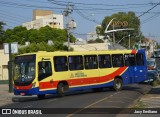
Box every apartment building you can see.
[23,10,64,30]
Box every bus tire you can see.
[57,83,66,97]
[113,78,122,91]
[37,94,45,99]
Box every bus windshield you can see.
[14,55,36,85]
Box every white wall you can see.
[22,14,64,30]
[0,50,9,80]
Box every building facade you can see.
[23,10,63,30]
[0,49,9,80]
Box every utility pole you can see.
[8,43,13,93]
[129,33,131,49]
[63,0,73,51]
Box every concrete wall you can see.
[0,50,9,80]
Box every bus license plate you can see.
[20,93,25,96]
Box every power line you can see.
[0,12,28,22]
[0,1,65,10]
[138,1,160,18]
[75,7,100,24]
[142,13,160,24]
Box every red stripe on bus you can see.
[100,66,127,82]
[131,50,137,54]
[39,67,127,90]
[14,84,32,90]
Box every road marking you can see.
[105,101,125,103]
[66,92,119,117]
[111,97,135,101]
[47,99,57,102]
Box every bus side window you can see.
[84,55,98,69]
[54,56,68,72]
[136,53,144,66]
[38,61,52,81]
[98,54,111,68]
[112,54,124,67]
[124,54,136,66]
[69,56,84,71]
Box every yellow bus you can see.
[13,49,147,99]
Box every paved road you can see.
[0,84,151,117]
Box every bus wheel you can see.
[37,94,45,99]
[57,83,66,97]
[113,78,122,91]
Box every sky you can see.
[0,0,160,43]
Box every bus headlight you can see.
[28,75,33,79]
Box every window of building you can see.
[112,54,124,67]
[84,55,98,69]
[54,56,68,72]
[38,61,52,81]
[2,65,8,69]
[98,54,111,68]
[124,54,136,66]
[53,17,57,19]
[136,53,144,66]
[68,56,84,70]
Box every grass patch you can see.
[132,100,147,108]
[151,79,160,87]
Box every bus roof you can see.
[16,49,145,57]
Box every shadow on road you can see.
[148,86,160,94]
[12,94,58,102]
[11,84,152,103]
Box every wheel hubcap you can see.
[116,81,121,89]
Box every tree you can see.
[3,26,28,44]
[3,26,76,45]
[101,12,142,48]
[0,21,5,44]
[18,42,69,54]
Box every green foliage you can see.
[3,25,76,45]
[2,25,76,54]
[101,12,142,48]
[95,39,104,43]
[0,21,5,44]
[151,79,160,87]
[157,44,160,49]
[18,42,68,54]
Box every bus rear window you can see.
[136,54,144,66]
[124,54,136,66]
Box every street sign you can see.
[3,42,18,54]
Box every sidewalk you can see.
[138,85,160,108]
[0,84,14,107]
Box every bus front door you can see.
[38,60,54,92]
